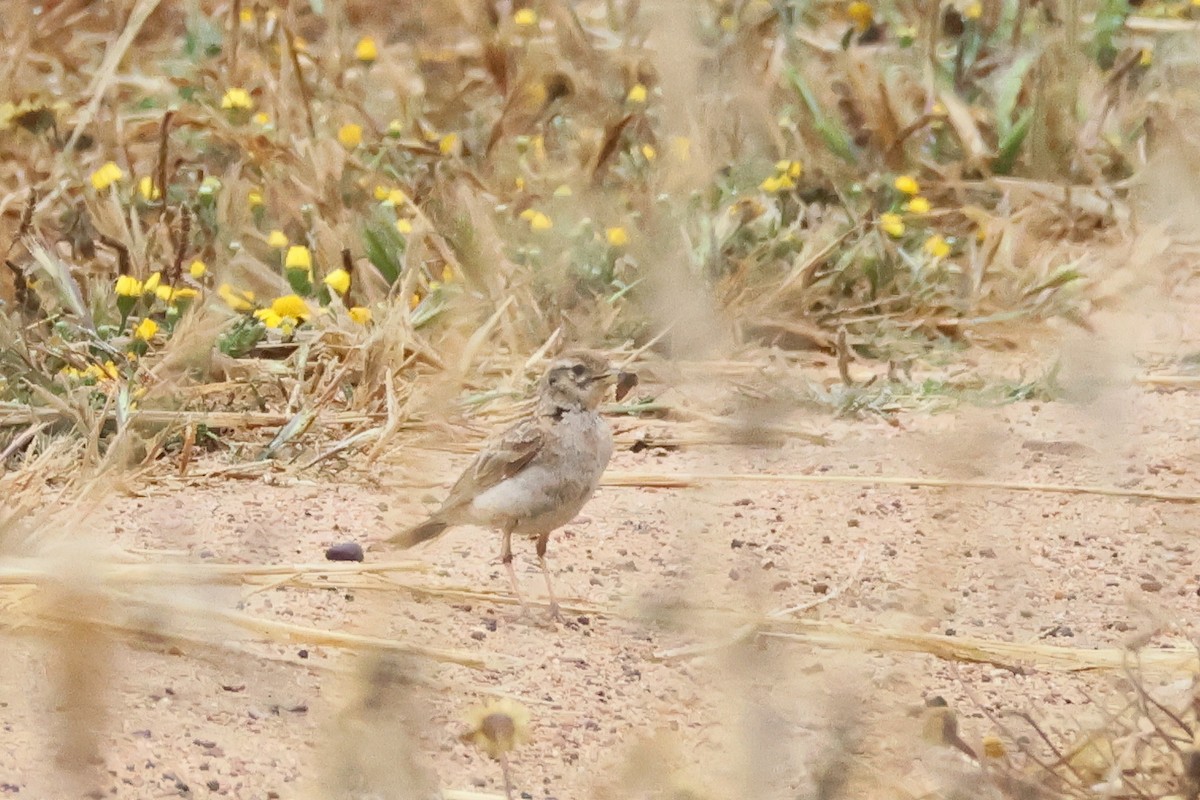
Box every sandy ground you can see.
[3,277,1200,799]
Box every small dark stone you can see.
[192,739,216,749]
[298,649,308,659]
[577,616,590,625]
[132,730,151,738]
[730,539,745,549]
[325,542,364,562]
[812,582,829,594]
[470,631,486,641]
[206,780,219,791]
[1141,580,1163,593]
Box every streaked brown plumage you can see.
[389,352,625,620]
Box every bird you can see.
[388,351,630,621]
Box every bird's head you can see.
[538,351,619,413]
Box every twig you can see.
[0,405,382,430]
[600,471,1200,504]
[64,0,164,152]
[0,422,49,463]
[155,110,173,221]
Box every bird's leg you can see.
[536,531,562,621]
[500,524,531,619]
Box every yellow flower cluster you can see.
[91,162,124,191]
[761,159,803,193]
[61,360,120,382]
[221,87,253,111]
[519,208,553,231]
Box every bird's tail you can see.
[388,517,449,549]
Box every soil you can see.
[3,278,1200,799]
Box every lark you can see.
[389,352,633,621]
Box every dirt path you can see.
[4,276,1200,799]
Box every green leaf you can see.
[217,317,266,358]
[994,52,1038,135]
[361,209,406,284]
[993,107,1034,174]
[783,66,859,164]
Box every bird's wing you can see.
[439,416,547,512]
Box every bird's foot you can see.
[505,604,535,624]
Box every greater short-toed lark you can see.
[389,352,630,620]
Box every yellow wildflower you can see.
[323,268,351,295]
[461,698,531,760]
[270,294,311,320]
[520,209,553,231]
[267,230,289,248]
[409,292,421,309]
[719,15,736,32]
[395,218,413,235]
[894,175,920,196]
[91,162,125,191]
[606,227,629,247]
[963,1,983,19]
[626,83,648,104]
[438,132,459,155]
[189,260,207,279]
[218,283,256,312]
[354,35,378,63]
[513,8,538,26]
[254,308,285,328]
[133,318,158,341]
[348,306,372,325]
[285,246,312,272]
[879,213,905,238]
[905,196,932,214]
[221,87,253,111]
[776,159,803,179]
[239,7,254,23]
[671,136,691,161]
[386,189,408,206]
[847,1,873,32]
[198,176,222,196]
[248,188,264,208]
[923,234,951,258]
[337,123,363,149]
[138,176,161,201]
[115,275,143,297]
[641,144,657,161]
[1140,48,1153,67]
[553,184,573,197]
[142,272,162,295]
[760,174,795,193]
[253,112,271,126]
[442,265,456,283]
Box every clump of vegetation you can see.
[0,1,1192,456]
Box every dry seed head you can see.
[461,698,531,759]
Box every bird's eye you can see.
[571,364,587,377]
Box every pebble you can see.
[325,542,364,562]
